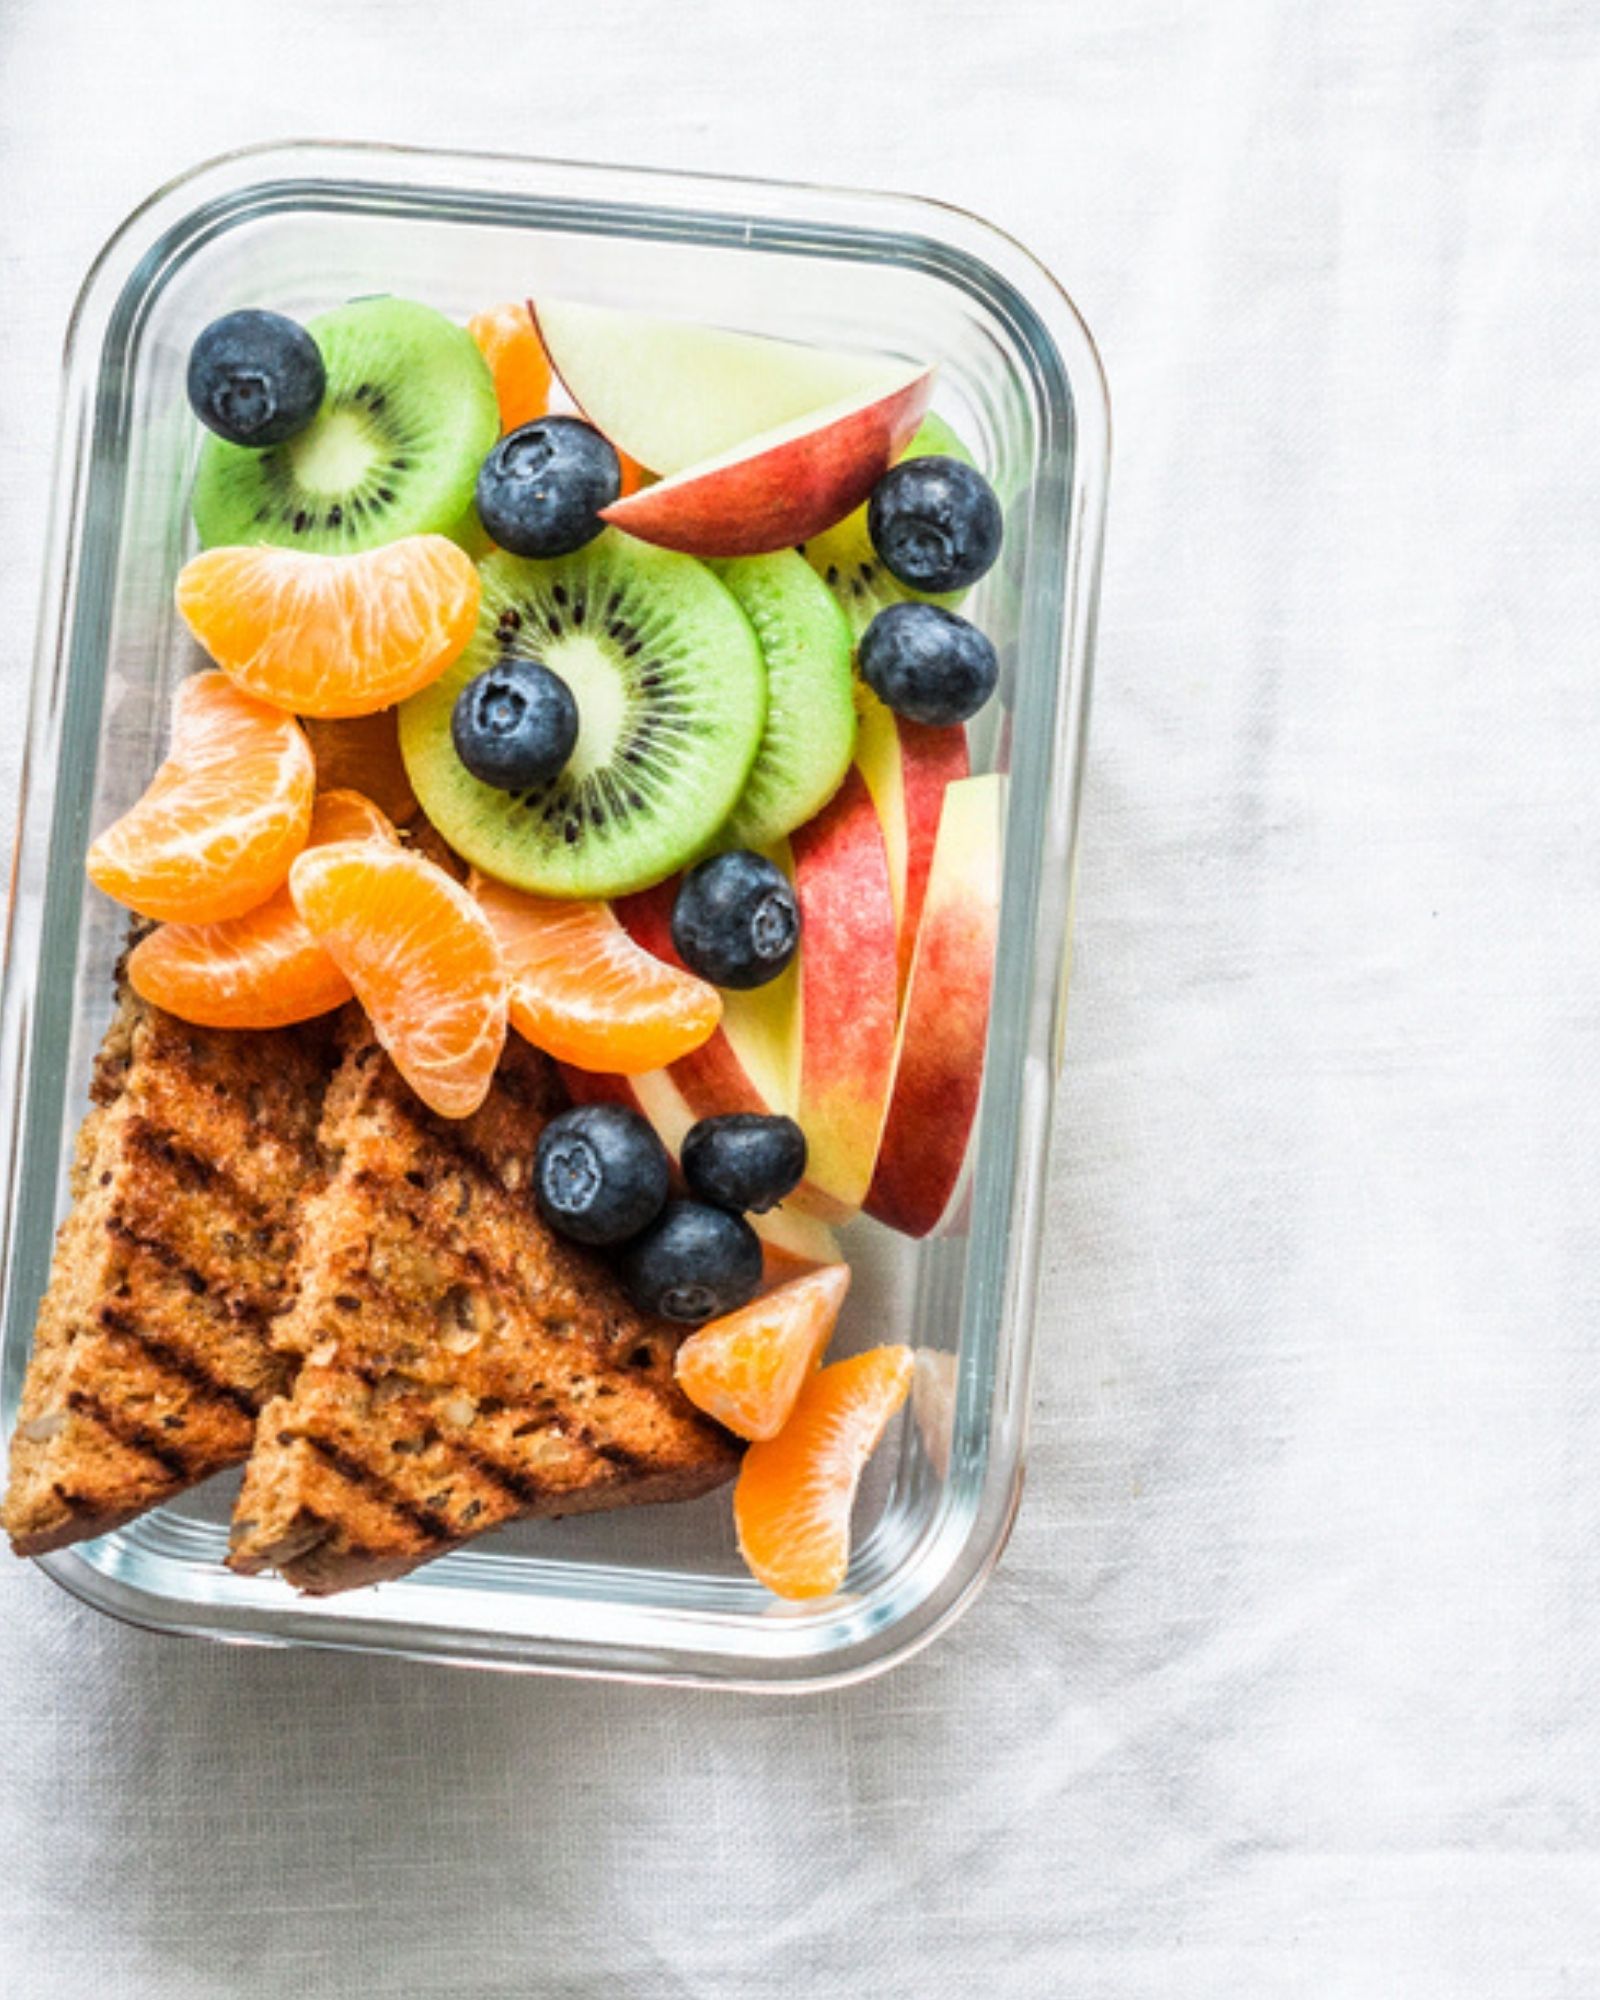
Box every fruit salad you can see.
[87,293,1007,1600]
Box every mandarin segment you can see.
[302,710,419,824]
[734,1344,913,1599]
[128,790,397,1029]
[86,671,315,924]
[175,536,481,719]
[471,872,721,1075]
[675,1263,850,1442]
[290,843,508,1118]
[468,302,553,434]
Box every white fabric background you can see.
[2,2,1597,1994]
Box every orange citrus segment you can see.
[126,790,399,1029]
[676,1264,850,1442]
[614,445,649,500]
[302,711,418,823]
[734,1344,913,1599]
[175,536,481,719]
[86,671,315,924]
[469,302,553,433]
[290,843,508,1118]
[470,872,721,1075]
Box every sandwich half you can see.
[3,984,332,1557]
[229,1022,739,1595]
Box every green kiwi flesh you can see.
[192,297,499,553]
[707,552,856,850]
[400,533,766,899]
[798,412,977,638]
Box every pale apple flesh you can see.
[530,300,909,478]
[853,693,971,998]
[788,765,901,1218]
[864,773,1002,1238]
[600,370,935,558]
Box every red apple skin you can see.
[789,766,900,1216]
[865,776,1001,1238]
[895,720,970,994]
[599,371,934,558]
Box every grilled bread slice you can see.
[228,1024,740,1594]
[3,985,333,1558]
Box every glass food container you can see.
[0,143,1108,1689]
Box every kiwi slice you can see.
[708,552,856,850]
[798,412,977,638]
[192,297,499,553]
[400,532,766,899]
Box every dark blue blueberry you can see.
[858,602,999,727]
[671,851,800,990]
[534,1104,670,1247]
[186,309,326,447]
[452,657,579,791]
[867,455,1003,593]
[613,1201,764,1324]
[681,1114,808,1215]
[476,417,621,558]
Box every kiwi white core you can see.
[289,409,384,496]
[546,633,629,781]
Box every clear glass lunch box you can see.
[0,142,1107,1689]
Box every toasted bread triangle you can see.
[228,1022,739,1594]
[3,985,333,1557]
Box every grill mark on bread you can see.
[102,1219,280,1320]
[304,1354,600,1511]
[65,1388,195,1482]
[96,1305,266,1419]
[296,1432,454,1543]
[575,1426,651,1474]
[123,1122,312,1220]
[452,1438,574,1510]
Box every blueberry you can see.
[476,417,621,558]
[858,602,999,727]
[614,1201,764,1324]
[452,657,579,791]
[671,851,800,990]
[534,1104,670,1247]
[186,309,326,448]
[681,1114,808,1214]
[867,455,1003,593]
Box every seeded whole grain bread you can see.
[228,1019,740,1595]
[2,984,334,1557]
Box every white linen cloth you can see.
[3,2,1598,1993]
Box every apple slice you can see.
[750,1204,843,1286]
[600,369,935,559]
[531,300,909,477]
[788,766,900,1217]
[865,773,1002,1238]
[557,1059,699,1159]
[613,879,800,1126]
[854,693,971,997]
